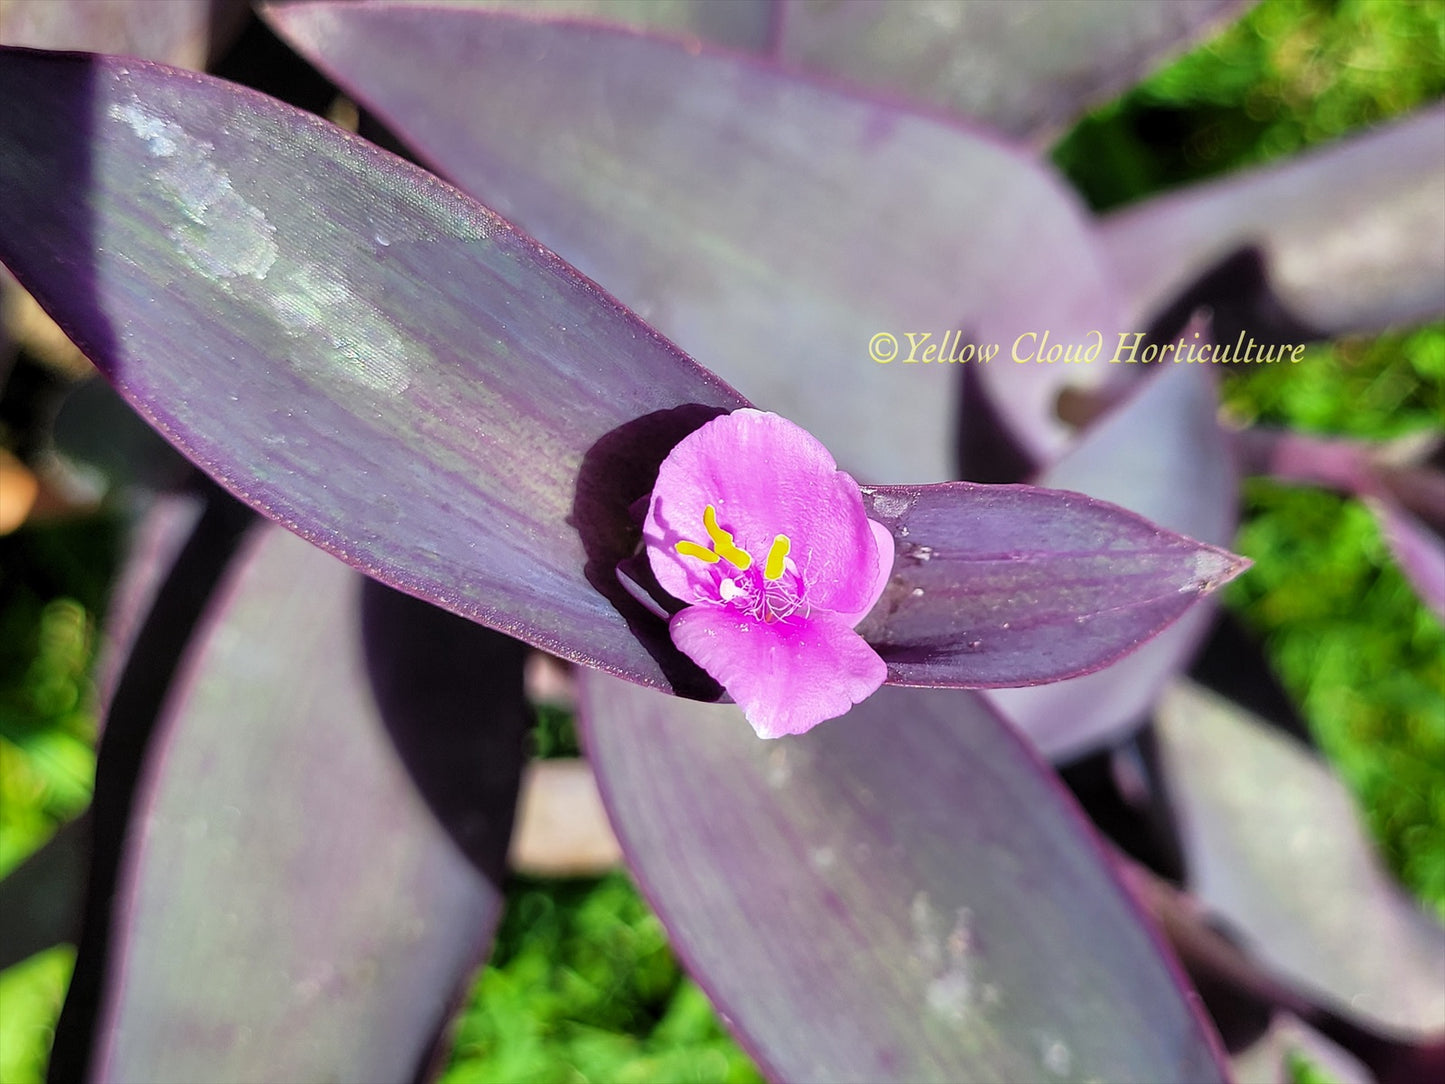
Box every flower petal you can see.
[830,518,896,626]
[645,409,884,616]
[669,607,887,738]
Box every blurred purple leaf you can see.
[1154,680,1445,1039]
[1235,427,1445,618]
[776,0,1249,142]
[984,356,1238,758]
[1369,497,1445,618]
[82,524,525,1083]
[91,492,205,718]
[857,480,1247,686]
[1100,107,1445,336]
[0,0,248,68]
[265,2,1122,477]
[1232,1014,1371,1084]
[55,489,257,1084]
[0,46,1245,697]
[581,673,1230,1083]
[406,0,775,49]
[1123,854,1445,1084]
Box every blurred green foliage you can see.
[0,946,72,1084]
[1223,324,1445,437]
[0,519,116,1084]
[1,2,1443,1082]
[531,702,581,760]
[444,875,762,1084]
[0,520,117,876]
[1229,477,1445,913]
[1054,0,1445,211]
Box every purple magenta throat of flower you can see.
[643,409,894,738]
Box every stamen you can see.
[703,505,753,570]
[675,540,720,564]
[719,578,748,603]
[764,534,791,581]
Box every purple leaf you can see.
[0,46,1245,696]
[415,0,775,50]
[1232,1015,1370,1084]
[56,489,257,1083]
[1124,855,1445,1083]
[1370,496,1445,618]
[1234,428,1445,618]
[91,492,206,720]
[1100,106,1445,336]
[984,358,1238,758]
[0,0,248,68]
[0,45,749,691]
[776,0,1249,142]
[580,673,1231,1082]
[84,524,526,1083]
[1154,680,1445,1039]
[265,2,1122,478]
[856,479,1247,686]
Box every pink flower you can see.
[644,409,894,738]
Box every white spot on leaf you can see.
[1038,1034,1072,1077]
[109,100,278,280]
[270,264,411,394]
[910,893,979,1022]
[863,489,910,519]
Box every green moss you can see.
[0,947,74,1084]
[443,875,763,1084]
[1225,455,1445,917]
[0,517,118,876]
[1288,1046,1343,1084]
[1053,0,1445,211]
[1221,325,1445,437]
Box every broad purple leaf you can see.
[88,523,526,1083]
[1154,680,1445,1039]
[0,44,748,691]
[985,359,1238,758]
[776,0,1248,142]
[0,47,1244,694]
[580,673,1230,1082]
[1100,107,1445,336]
[857,480,1246,686]
[404,0,774,50]
[0,0,248,68]
[265,2,1122,479]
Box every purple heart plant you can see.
[0,2,1441,1082]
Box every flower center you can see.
[675,505,804,623]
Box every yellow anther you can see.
[764,534,791,581]
[675,540,720,564]
[702,505,753,570]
